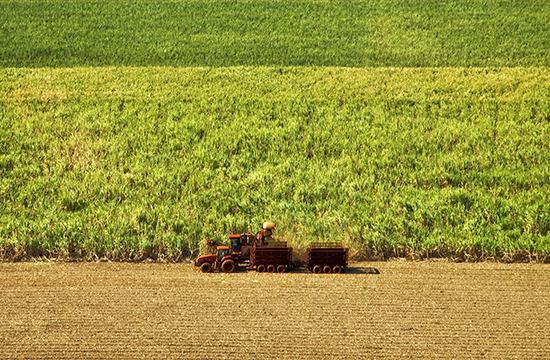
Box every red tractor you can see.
[195,232,255,273]
[194,245,235,273]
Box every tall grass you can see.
[1,67,549,260]
[1,0,550,67]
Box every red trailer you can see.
[307,242,348,274]
[250,241,292,273]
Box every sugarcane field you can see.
[2,0,550,358]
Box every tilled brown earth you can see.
[0,261,549,359]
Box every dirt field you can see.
[0,261,548,359]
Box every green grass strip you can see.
[3,66,550,102]
[1,0,550,67]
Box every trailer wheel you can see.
[257,264,266,273]
[323,265,332,274]
[267,264,276,273]
[313,265,322,274]
[200,262,212,273]
[333,265,342,274]
[276,265,285,273]
[221,259,236,273]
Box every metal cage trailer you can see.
[307,242,349,274]
[250,241,292,273]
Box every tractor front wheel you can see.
[200,262,212,273]
[221,259,236,273]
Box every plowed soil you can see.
[1,261,549,359]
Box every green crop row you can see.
[1,0,550,68]
[1,67,549,261]
[4,67,550,103]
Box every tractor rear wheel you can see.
[221,259,236,273]
[277,265,286,273]
[323,265,332,274]
[200,262,212,273]
[257,264,266,273]
[267,264,276,273]
[313,265,322,274]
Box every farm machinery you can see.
[306,242,348,274]
[194,222,292,273]
[195,222,348,274]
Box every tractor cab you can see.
[217,246,230,263]
[227,233,255,262]
[229,235,242,252]
[228,233,255,252]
